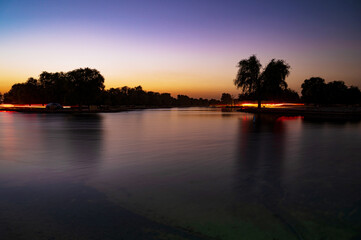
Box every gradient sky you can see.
[1,0,361,99]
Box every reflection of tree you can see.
[236,114,285,204]
[39,114,104,181]
[235,114,305,239]
[64,114,104,167]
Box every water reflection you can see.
[63,114,103,166]
[41,114,104,182]
[236,114,286,204]
[236,115,307,238]
[235,114,361,239]
[0,109,361,240]
[0,113,104,184]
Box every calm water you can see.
[0,108,360,240]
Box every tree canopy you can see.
[234,55,262,97]
[67,68,105,105]
[234,55,294,107]
[221,93,233,104]
[261,59,290,99]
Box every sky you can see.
[1,0,361,99]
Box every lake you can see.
[0,108,360,240]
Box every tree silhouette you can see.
[234,55,262,108]
[326,81,348,104]
[301,77,326,104]
[3,78,42,104]
[262,59,290,99]
[177,95,192,106]
[67,68,105,107]
[301,77,361,104]
[39,71,68,104]
[221,93,233,104]
[346,86,361,104]
[234,55,290,108]
[279,89,300,102]
[3,68,220,107]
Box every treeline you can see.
[230,55,361,106]
[1,68,219,107]
[221,78,361,105]
[301,77,361,104]
[2,68,360,107]
[102,86,218,106]
[3,69,105,105]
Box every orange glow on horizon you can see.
[0,104,71,109]
[0,104,46,109]
[215,103,304,108]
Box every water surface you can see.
[0,108,360,239]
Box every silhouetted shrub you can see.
[301,77,361,104]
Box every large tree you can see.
[234,55,262,108]
[66,68,105,107]
[261,59,290,99]
[234,55,290,108]
[301,77,326,104]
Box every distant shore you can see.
[0,107,127,113]
[2,105,361,120]
[0,105,187,113]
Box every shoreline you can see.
[236,106,361,120]
[0,105,177,113]
[2,105,361,120]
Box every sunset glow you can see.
[1,1,361,240]
[1,1,360,99]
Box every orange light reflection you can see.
[277,116,304,121]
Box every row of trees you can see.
[1,60,360,107]
[103,86,217,106]
[232,55,361,107]
[301,77,361,104]
[1,68,219,107]
[3,69,105,106]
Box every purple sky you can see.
[1,0,360,99]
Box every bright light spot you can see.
[214,103,304,108]
[0,104,72,109]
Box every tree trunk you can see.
[256,78,262,109]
